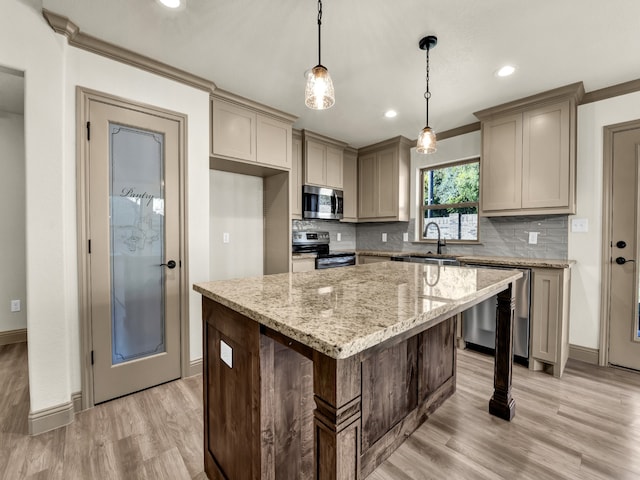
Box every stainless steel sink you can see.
[391,255,460,266]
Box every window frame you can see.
[419,157,481,245]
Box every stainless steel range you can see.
[292,231,356,269]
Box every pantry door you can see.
[606,121,640,370]
[80,90,186,404]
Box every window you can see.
[420,158,480,242]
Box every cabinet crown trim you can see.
[211,90,297,123]
[358,135,413,154]
[474,82,585,120]
[302,129,349,148]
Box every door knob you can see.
[616,240,627,248]
[160,260,177,269]
[615,257,635,265]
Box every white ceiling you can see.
[39,0,640,147]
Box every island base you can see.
[202,298,457,479]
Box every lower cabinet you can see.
[530,267,571,377]
[358,255,391,264]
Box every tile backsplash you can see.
[294,215,568,259]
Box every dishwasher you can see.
[462,263,531,366]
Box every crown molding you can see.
[42,9,216,93]
[581,78,640,105]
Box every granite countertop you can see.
[456,255,574,269]
[193,262,521,359]
[355,250,573,269]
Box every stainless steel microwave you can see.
[302,185,343,220]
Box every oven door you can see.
[303,185,343,220]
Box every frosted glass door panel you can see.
[110,123,165,365]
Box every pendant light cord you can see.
[317,0,323,65]
[424,46,431,127]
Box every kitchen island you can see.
[194,262,521,479]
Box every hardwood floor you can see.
[1,343,640,479]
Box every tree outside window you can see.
[420,158,480,242]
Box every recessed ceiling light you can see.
[158,0,181,8]
[496,65,516,77]
[384,110,397,118]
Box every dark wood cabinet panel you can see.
[203,300,261,480]
[361,337,418,450]
[418,316,456,401]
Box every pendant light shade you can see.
[305,0,335,110]
[416,35,437,154]
[305,65,335,110]
[417,126,437,154]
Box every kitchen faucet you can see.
[424,221,446,254]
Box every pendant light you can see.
[416,35,437,154]
[305,0,335,110]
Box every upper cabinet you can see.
[302,130,347,189]
[357,136,412,222]
[211,91,297,170]
[474,82,584,217]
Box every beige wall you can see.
[0,110,26,332]
[209,170,264,280]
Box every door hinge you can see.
[86,121,91,141]
[91,350,94,365]
[88,239,91,254]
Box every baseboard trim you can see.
[189,358,202,376]
[71,391,82,413]
[0,328,27,346]
[28,400,74,435]
[569,344,599,365]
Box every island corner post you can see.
[489,280,516,421]
[197,268,519,480]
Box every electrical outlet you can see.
[403,232,409,242]
[571,218,589,233]
[528,232,539,244]
[10,300,20,312]
[337,233,342,242]
[382,233,387,242]
[223,232,230,244]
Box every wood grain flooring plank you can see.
[3,343,640,479]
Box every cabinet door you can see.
[325,146,343,189]
[358,153,376,218]
[257,115,291,169]
[342,150,357,221]
[481,113,522,212]
[211,98,256,161]
[521,101,570,209]
[304,139,326,186]
[376,147,398,218]
[531,269,560,363]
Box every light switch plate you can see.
[220,340,233,368]
[403,232,409,242]
[337,233,342,242]
[528,232,539,244]
[382,233,387,242]
[223,232,230,243]
[571,218,589,233]
[10,300,20,312]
